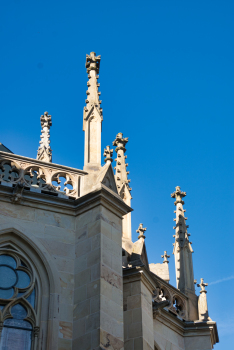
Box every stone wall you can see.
[123,273,154,350]
[73,204,124,350]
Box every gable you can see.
[101,164,118,194]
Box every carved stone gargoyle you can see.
[10,182,25,204]
[153,300,170,318]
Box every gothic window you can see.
[0,249,39,350]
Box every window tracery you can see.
[0,248,39,350]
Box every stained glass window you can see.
[0,253,36,350]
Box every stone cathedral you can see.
[0,52,219,350]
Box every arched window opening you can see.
[0,249,38,350]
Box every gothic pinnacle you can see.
[83,52,103,169]
[113,132,131,194]
[37,111,52,162]
[171,186,196,298]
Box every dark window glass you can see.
[0,255,33,350]
[0,326,32,350]
[0,255,17,269]
[15,271,30,289]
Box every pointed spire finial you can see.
[37,111,52,162]
[113,132,128,152]
[171,186,186,205]
[84,52,102,113]
[86,52,101,74]
[136,223,147,239]
[104,146,113,163]
[161,251,170,263]
[197,278,208,294]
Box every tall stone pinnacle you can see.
[113,132,132,241]
[83,52,103,170]
[171,186,195,293]
[37,111,52,162]
[113,132,131,193]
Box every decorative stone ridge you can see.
[0,151,86,199]
[37,111,52,162]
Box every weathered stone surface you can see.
[100,329,124,350]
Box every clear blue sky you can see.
[1,0,233,348]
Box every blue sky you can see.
[1,0,233,347]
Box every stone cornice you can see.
[124,265,188,302]
[155,310,219,346]
[0,183,77,216]
[0,182,132,219]
[123,266,159,293]
[74,184,132,219]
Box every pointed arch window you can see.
[0,249,39,350]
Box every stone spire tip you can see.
[136,223,146,240]
[197,278,208,294]
[171,186,186,205]
[104,146,113,163]
[161,251,170,263]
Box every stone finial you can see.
[113,132,128,153]
[197,278,208,294]
[171,186,186,205]
[37,111,52,162]
[104,146,113,163]
[161,251,170,263]
[84,51,102,114]
[136,223,147,240]
[86,52,101,74]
